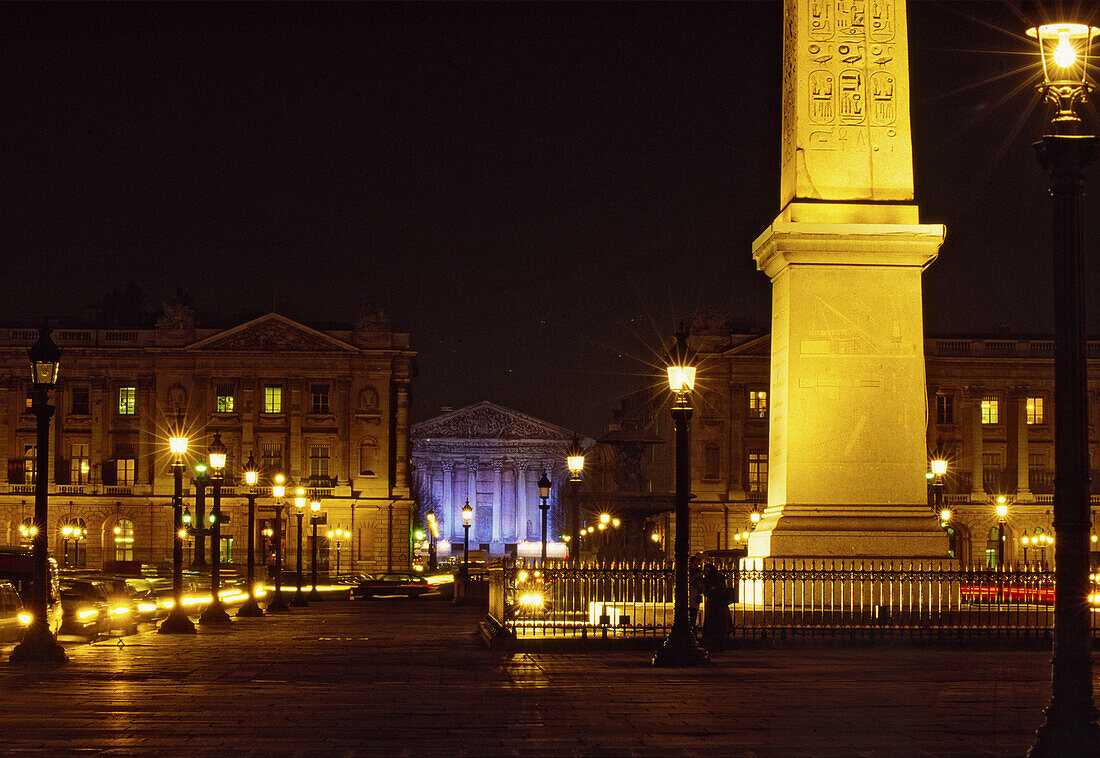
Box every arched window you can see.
[360,438,378,477]
[17,517,35,545]
[59,518,88,568]
[113,519,134,562]
[703,443,720,481]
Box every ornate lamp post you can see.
[308,499,323,602]
[191,463,208,568]
[327,528,348,575]
[160,413,196,634]
[653,326,707,667]
[266,474,291,613]
[461,501,473,579]
[291,486,309,607]
[995,497,1009,569]
[566,437,584,562]
[537,472,552,562]
[237,453,264,617]
[11,328,67,664]
[931,458,948,519]
[1025,20,1100,756]
[199,433,230,624]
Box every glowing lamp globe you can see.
[294,487,306,510]
[310,499,320,512]
[208,432,227,474]
[1027,23,1099,84]
[931,459,948,477]
[243,452,259,487]
[666,326,697,393]
[462,502,473,526]
[272,473,286,499]
[537,473,552,500]
[566,436,585,479]
[28,327,61,389]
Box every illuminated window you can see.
[747,450,768,493]
[981,396,999,425]
[264,385,282,414]
[936,394,954,424]
[118,386,136,416]
[70,443,89,484]
[703,443,720,481]
[311,384,331,414]
[22,444,36,485]
[117,457,136,486]
[985,526,1001,569]
[70,385,90,416]
[113,519,134,562]
[216,384,235,414]
[749,390,768,419]
[1026,396,1044,425]
[261,443,282,475]
[309,444,331,481]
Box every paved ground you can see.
[0,598,1072,757]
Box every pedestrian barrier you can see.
[486,558,1100,642]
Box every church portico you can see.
[411,402,589,558]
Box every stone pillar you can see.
[491,459,502,544]
[393,380,410,496]
[467,458,478,540]
[0,386,9,485]
[1016,394,1034,502]
[441,461,455,540]
[289,382,302,480]
[516,462,528,540]
[970,395,986,500]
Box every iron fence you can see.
[487,558,1099,641]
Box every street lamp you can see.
[308,499,323,602]
[461,501,473,579]
[191,462,209,568]
[653,325,707,667]
[537,472,552,562]
[995,497,1009,570]
[566,437,585,562]
[160,412,196,634]
[11,327,67,663]
[327,528,348,575]
[199,433,230,624]
[425,514,439,572]
[1023,534,1032,566]
[237,452,264,617]
[266,474,291,613]
[1025,21,1100,755]
[291,487,309,607]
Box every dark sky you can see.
[1,1,1096,437]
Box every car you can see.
[0,547,63,634]
[58,579,111,641]
[0,581,28,643]
[94,577,141,635]
[352,573,432,599]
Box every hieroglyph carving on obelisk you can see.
[781,0,914,205]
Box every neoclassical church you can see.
[410,402,589,558]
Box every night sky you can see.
[1,2,1097,437]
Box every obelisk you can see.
[748,0,948,562]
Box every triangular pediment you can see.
[188,313,356,353]
[412,402,576,441]
[723,334,771,357]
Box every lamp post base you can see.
[236,597,265,617]
[199,599,231,625]
[652,625,708,668]
[266,593,291,613]
[307,587,323,602]
[1029,705,1100,757]
[9,622,67,664]
[158,609,196,634]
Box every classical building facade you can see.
[410,402,588,558]
[620,324,1100,569]
[0,309,416,574]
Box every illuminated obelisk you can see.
[748,0,948,562]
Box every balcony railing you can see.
[488,559,1088,642]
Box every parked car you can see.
[58,579,111,641]
[0,546,63,634]
[0,581,27,643]
[352,573,432,599]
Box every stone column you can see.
[289,382,302,480]
[970,395,986,501]
[467,457,478,540]
[491,459,502,544]
[1016,394,1034,502]
[393,380,411,496]
[441,461,455,540]
[516,462,528,540]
